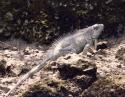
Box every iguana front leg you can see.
[82,43,91,54]
[82,39,97,55]
[94,39,97,50]
[87,39,98,54]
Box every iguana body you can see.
[4,24,104,97]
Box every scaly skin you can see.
[4,24,104,97]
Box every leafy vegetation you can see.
[0,0,125,43]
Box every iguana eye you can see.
[93,26,98,30]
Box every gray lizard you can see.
[4,24,104,97]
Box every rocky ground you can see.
[0,38,125,97]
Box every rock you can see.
[57,54,97,79]
[96,41,108,51]
[117,65,122,68]
[82,76,125,97]
[12,47,18,51]
[4,12,13,21]
[64,56,71,60]
[6,66,16,77]
[73,75,96,89]
[58,63,97,79]
[19,54,97,97]
[115,47,125,60]
[123,54,125,65]
[23,47,31,55]
[18,67,30,76]
[0,85,10,92]
[0,60,7,76]
[18,63,33,76]
[58,63,83,79]
[0,59,16,77]
[19,78,72,97]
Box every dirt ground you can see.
[0,38,125,97]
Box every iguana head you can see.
[91,24,104,39]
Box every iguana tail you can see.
[4,58,51,97]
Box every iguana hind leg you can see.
[94,39,97,50]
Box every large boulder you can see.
[19,54,97,97]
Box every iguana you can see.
[4,24,104,97]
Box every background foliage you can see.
[0,0,125,44]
